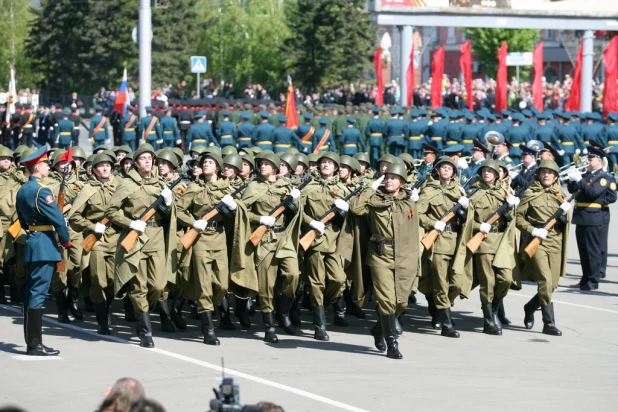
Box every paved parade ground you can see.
[1,197,617,412]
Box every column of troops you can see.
[2,102,617,360]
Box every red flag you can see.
[532,42,544,111]
[566,40,583,112]
[406,41,415,106]
[459,40,473,111]
[602,36,618,118]
[374,48,384,106]
[284,77,298,129]
[58,146,73,164]
[496,41,508,113]
[431,46,445,108]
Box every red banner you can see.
[532,41,544,112]
[602,36,618,118]
[374,48,384,106]
[566,40,583,112]
[406,41,415,106]
[496,41,508,113]
[459,40,473,111]
[431,45,444,108]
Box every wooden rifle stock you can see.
[8,220,21,238]
[248,205,286,247]
[55,175,67,272]
[466,213,501,254]
[299,211,336,251]
[80,218,109,254]
[420,211,455,250]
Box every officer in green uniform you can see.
[140,106,163,149]
[216,110,237,148]
[54,109,75,150]
[89,105,109,150]
[17,146,71,356]
[417,156,469,338]
[105,144,177,348]
[161,107,180,149]
[68,153,119,335]
[349,163,419,359]
[516,160,570,336]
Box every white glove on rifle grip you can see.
[130,220,146,233]
[334,199,349,213]
[161,187,173,206]
[480,223,491,234]
[221,194,237,211]
[458,196,469,209]
[371,175,385,190]
[410,188,420,202]
[506,196,520,207]
[260,216,276,227]
[433,221,446,232]
[531,228,548,239]
[309,220,325,234]
[290,188,301,203]
[559,202,571,214]
[193,220,207,231]
[94,223,107,234]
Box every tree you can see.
[0,0,37,88]
[284,0,373,90]
[195,0,290,93]
[461,28,539,79]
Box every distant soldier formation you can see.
[1,100,616,360]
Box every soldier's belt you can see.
[163,131,173,134]
[344,144,357,147]
[147,131,156,134]
[485,226,505,233]
[28,225,55,232]
[145,221,161,228]
[446,141,458,145]
[560,141,574,145]
[59,132,71,136]
[193,139,206,142]
[463,139,474,143]
[221,134,233,138]
[608,140,618,144]
[408,135,421,140]
[272,225,286,234]
[125,128,135,131]
[584,141,589,145]
[575,202,608,209]
[443,224,459,232]
[370,133,382,136]
[257,140,272,145]
[275,144,291,148]
[431,136,442,141]
[238,137,252,141]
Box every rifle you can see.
[178,180,251,250]
[248,177,312,247]
[80,218,109,254]
[523,191,578,259]
[120,177,183,252]
[298,181,365,251]
[420,187,481,250]
[410,177,426,191]
[7,194,78,238]
[466,187,525,254]
[55,170,68,272]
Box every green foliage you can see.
[0,0,37,87]
[284,0,373,90]
[195,0,290,92]
[461,28,539,79]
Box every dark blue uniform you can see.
[161,115,180,149]
[273,125,303,154]
[295,122,315,153]
[365,117,385,167]
[385,118,407,156]
[557,122,584,166]
[237,121,256,149]
[216,119,237,148]
[339,125,366,156]
[188,121,219,149]
[426,118,447,150]
[506,125,530,164]
[120,112,139,151]
[407,117,428,159]
[252,121,276,151]
[54,118,74,150]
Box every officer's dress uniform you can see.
[426,117,447,150]
[606,115,618,167]
[236,118,256,149]
[365,115,385,167]
[273,124,303,154]
[187,119,219,149]
[385,117,407,157]
[54,117,74,150]
[312,125,337,154]
[140,113,163,149]
[120,112,139,151]
[89,111,109,150]
[252,120,276,152]
[339,125,366,156]
[407,115,428,159]
[557,121,584,166]
[161,115,180,149]
[20,111,36,148]
[295,120,316,153]
[460,121,480,156]
[506,125,529,164]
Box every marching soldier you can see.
[444,110,463,147]
[20,105,36,148]
[353,152,374,183]
[120,105,139,151]
[237,111,256,150]
[89,105,110,150]
[69,107,82,148]
[252,111,276,152]
[556,112,584,167]
[187,111,219,150]
[460,112,479,156]
[178,105,193,153]
[140,106,163,149]
[407,109,428,159]
[339,117,366,156]
[54,109,74,150]
[161,107,180,149]
[312,118,337,154]
[606,113,618,168]
[365,107,385,168]
[515,160,571,336]
[492,133,515,167]
[217,110,237,148]
[105,144,177,348]
[505,113,529,164]
[68,153,119,335]
[349,162,419,359]
[567,146,617,290]
[273,116,303,154]
[385,108,407,157]
[295,113,315,153]
[581,113,606,147]
[425,110,447,151]
[17,146,71,356]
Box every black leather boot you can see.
[25,308,59,356]
[332,297,349,327]
[234,297,251,328]
[301,285,312,311]
[408,293,417,304]
[170,295,187,330]
[247,297,256,316]
[54,290,71,324]
[438,308,460,338]
[312,305,329,341]
[426,294,441,330]
[262,312,279,343]
[276,296,296,335]
[189,300,200,319]
[482,303,501,335]
[200,311,220,345]
[83,296,95,313]
[380,314,402,359]
[123,296,137,322]
[491,299,503,333]
[541,303,562,336]
[67,286,83,320]
[494,298,511,325]
[290,293,302,327]
[395,314,403,335]
[523,294,539,330]
[370,320,386,352]
[136,312,155,348]
[219,296,235,330]
[158,300,175,333]
[95,302,111,335]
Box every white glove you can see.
[309,220,325,234]
[193,219,207,231]
[157,139,163,145]
[290,188,301,203]
[260,216,276,227]
[105,139,111,145]
[334,199,349,212]
[558,149,565,156]
[506,196,520,207]
[94,223,107,234]
[221,194,237,211]
[161,187,173,206]
[176,139,182,145]
[434,221,446,232]
[371,175,385,190]
[64,218,69,227]
[410,188,420,202]
[457,157,468,170]
[568,168,582,182]
[508,170,518,179]
[583,148,588,155]
[480,223,492,234]
[531,228,548,239]
[130,220,147,233]
[575,149,581,155]
[559,202,571,214]
[458,196,469,209]
[55,138,59,144]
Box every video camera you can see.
[208,359,265,412]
